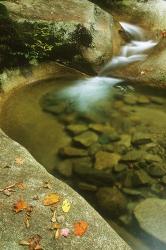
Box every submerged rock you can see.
[132,133,152,146]
[134,198,166,244]
[118,134,131,148]
[72,157,93,169]
[150,96,165,105]
[57,160,73,177]
[148,163,166,178]
[123,95,138,105]
[95,151,121,170]
[96,186,127,217]
[59,146,88,157]
[73,131,98,147]
[137,95,150,104]
[89,123,114,134]
[132,169,155,186]
[122,150,144,162]
[73,165,114,185]
[78,182,97,192]
[0,129,131,250]
[66,124,88,135]
[114,164,127,173]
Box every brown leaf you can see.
[24,216,30,228]
[43,193,60,206]
[24,205,33,228]
[19,235,42,250]
[17,182,26,190]
[13,198,27,213]
[43,181,51,189]
[51,210,57,223]
[32,195,39,200]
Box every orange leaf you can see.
[43,193,60,206]
[74,221,88,236]
[13,198,27,213]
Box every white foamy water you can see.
[56,22,157,111]
[99,22,157,75]
[58,77,122,111]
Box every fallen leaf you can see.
[13,198,27,213]
[3,189,12,196]
[74,221,88,236]
[60,228,70,237]
[24,205,33,228]
[62,199,71,213]
[19,240,30,246]
[17,182,26,190]
[32,195,39,200]
[43,193,60,206]
[24,216,30,228]
[15,157,25,165]
[43,181,51,189]
[19,234,42,250]
[55,229,60,239]
[51,223,61,230]
[0,183,18,196]
[51,210,57,223]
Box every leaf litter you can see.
[19,234,43,250]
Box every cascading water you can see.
[56,22,158,111]
[99,22,157,75]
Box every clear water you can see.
[0,78,166,250]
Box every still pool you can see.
[0,77,166,250]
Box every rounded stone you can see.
[96,186,127,217]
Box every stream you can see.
[0,23,166,250]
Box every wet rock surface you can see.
[0,129,131,250]
[1,64,166,250]
[134,198,166,244]
[0,0,122,72]
[38,81,166,250]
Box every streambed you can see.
[0,77,166,250]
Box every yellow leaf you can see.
[62,199,71,213]
[43,193,60,206]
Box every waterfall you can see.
[99,22,157,75]
[56,22,157,111]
